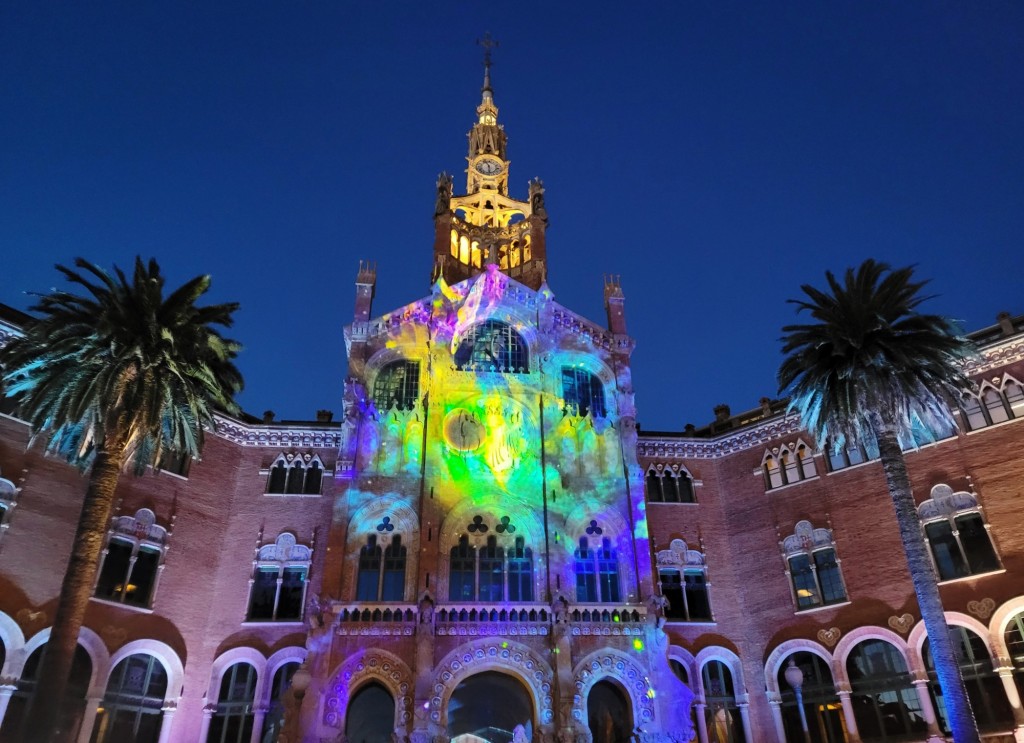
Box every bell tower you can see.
[432,35,548,291]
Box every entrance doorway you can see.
[587,680,632,743]
[447,671,533,743]
[346,682,396,743]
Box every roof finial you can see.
[477,32,499,96]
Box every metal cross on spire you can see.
[477,32,499,92]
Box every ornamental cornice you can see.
[964,337,1024,376]
[213,415,340,449]
[638,414,805,459]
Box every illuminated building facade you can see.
[1,58,1024,743]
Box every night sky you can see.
[2,3,1022,431]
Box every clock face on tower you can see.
[474,159,504,177]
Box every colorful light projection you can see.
[346,261,650,596]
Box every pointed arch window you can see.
[574,536,620,603]
[561,367,606,417]
[247,532,312,622]
[265,454,325,495]
[762,442,817,490]
[961,376,1024,430]
[94,508,169,609]
[373,359,421,411]
[646,466,696,503]
[919,484,999,581]
[356,533,407,601]
[780,520,846,610]
[454,320,529,373]
[448,529,534,602]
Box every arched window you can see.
[781,521,847,611]
[208,662,257,743]
[777,652,844,743]
[962,377,1024,430]
[92,653,168,742]
[454,320,529,373]
[346,682,396,743]
[0,644,92,741]
[449,535,476,601]
[647,467,696,504]
[356,534,407,602]
[657,539,711,622]
[924,626,1014,734]
[702,661,746,743]
[561,367,606,417]
[95,508,169,609]
[447,528,533,603]
[574,536,620,603]
[266,454,326,495]
[261,661,300,742]
[1005,611,1024,699]
[247,532,312,622]
[764,443,817,489]
[373,360,420,411]
[846,639,924,741]
[961,393,987,431]
[918,485,999,581]
[507,536,534,602]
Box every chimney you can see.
[354,260,377,323]
[760,397,773,416]
[603,275,627,335]
[316,410,334,423]
[262,410,275,424]
[997,311,1015,337]
[714,404,731,423]
[684,423,696,436]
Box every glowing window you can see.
[95,508,168,609]
[561,367,606,417]
[373,360,420,411]
[454,320,529,373]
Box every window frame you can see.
[93,508,169,610]
[264,453,326,496]
[574,536,621,604]
[918,485,1000,583]
[780,520,847,612]
[453,320,530,373]
[447,532,535,603]
[246,532,313,623]
[372,359,421,412]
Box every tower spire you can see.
[477,32,498,103]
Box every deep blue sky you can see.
[2,3,1022,431]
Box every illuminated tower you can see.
[321,40,692,743]
[432,36,548,291]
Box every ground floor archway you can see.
[587,679,632,743]
[447,671,534,743]
[345,682,396,743]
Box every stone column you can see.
[75,695,103,743]
[0,684,17,730]
[737,701,752,743]
[835,687,862,743]
[911,677,944,741]
[250,705,268,743]
[994,664,1024,742]
[156,701,178,743]
[198,703,216,742]
[692,703,709,743]
[767,696,786,743]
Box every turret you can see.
[604,275,627,335]
[354,260,376,323]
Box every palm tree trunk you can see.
[20,448,124,743]
[873,421,980,743]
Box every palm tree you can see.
[0,257,243,743]
[778,259,979,743]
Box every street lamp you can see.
[784,658,812,743]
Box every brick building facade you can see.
[0,64,1022,743]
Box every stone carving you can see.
[572,652,655,727]
[888,613,914,634]
[781,521,832,555]
[323,650,413,729]
[967,598,996,620]
[817,627,841,647]
[918,484,979,521]
[111,508,168,545]
[655,539,705,568]
[435,173,454,217]
[258,531,312,562]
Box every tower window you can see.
[454,320,529,373]
[373,360,420,411]
[561,367,607,417]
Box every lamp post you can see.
[784,658,812,743]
